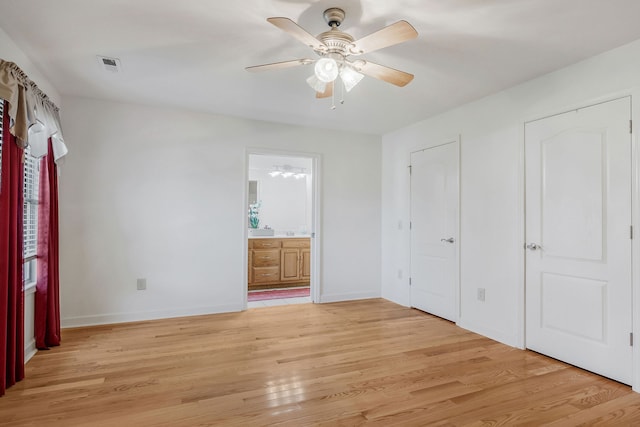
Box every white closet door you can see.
[410,141,459,322]
[525,97,632,384]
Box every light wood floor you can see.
[2,299,640,426]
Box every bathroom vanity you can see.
[248,237,310,290]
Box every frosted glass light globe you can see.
[306,75,327,92]
[314,58,339,83]
[340,66,364,92]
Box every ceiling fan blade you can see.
[267,17,327,51]
[316,81,333,98]
[357,61,414,87]
[245,59,314,72]
[350,21,418,55]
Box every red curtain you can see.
[0,100,25,396]
[35,138,60,349]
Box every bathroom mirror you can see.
[248,180,258,206]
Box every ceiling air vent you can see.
[97,55,121,73]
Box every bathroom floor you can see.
[247,296,312,308]
[247,286,310,308]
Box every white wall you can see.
[0,27,61,106]
[59,96,382,326]
[1,26,61,362]
[382,38,640,347]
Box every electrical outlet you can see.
[137,278,147,291]
[477,287,485,302]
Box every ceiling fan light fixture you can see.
[269,166,284,177]
[340,66,364,92]
[248,8,418,107]
[306,74,327,92]
[314,57,339,82]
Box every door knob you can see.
[525,243,541,250]
[440,237,455,243]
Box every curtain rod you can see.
[1,60,60,112]
[0,59,68,161]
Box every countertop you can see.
[248,234,311,239]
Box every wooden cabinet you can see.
[301,248,311,280]
[248,238,310,290]
[280,239,310,282]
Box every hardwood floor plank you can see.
[1,299,640,426]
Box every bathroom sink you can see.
[249,228,275,236]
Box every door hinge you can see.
[409,221,412,230]
[631,332,634,347]
[409,277,412,286]
[631,119,633,134]
[631,225,634,240]
[408,165,412,174]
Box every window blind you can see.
[23,146,39,258]
[0,98,39,260]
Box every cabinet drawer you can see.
[282,238,310,248]
[252,267,280,283]
[252,249,280,267]
[252,239,281,249]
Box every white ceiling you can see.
[2,0,640,135]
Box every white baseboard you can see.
[381,292,411,308]
[24,337,37,363]
[457,317,519,348]
[319,291,381,304]
[61,303,243,328]
[61,294,387,328]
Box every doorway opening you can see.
[246,152,317,308]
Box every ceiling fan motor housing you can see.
[323,8,345,27]
[316,7,356,59]
[317,29,354,56]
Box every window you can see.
[23,145,39,285]
[0,100,40,287]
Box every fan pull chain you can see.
[340,78,345,105]
[331,83,336,110]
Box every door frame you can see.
[522,91,640,391]
[408,136,461,322]
[243,148,322,307]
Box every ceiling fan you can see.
[246,7,418,102]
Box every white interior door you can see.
[410,142,459,321]
[525,97,632,384]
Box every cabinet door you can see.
[280,248,301,281]
[301,249,311,280]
